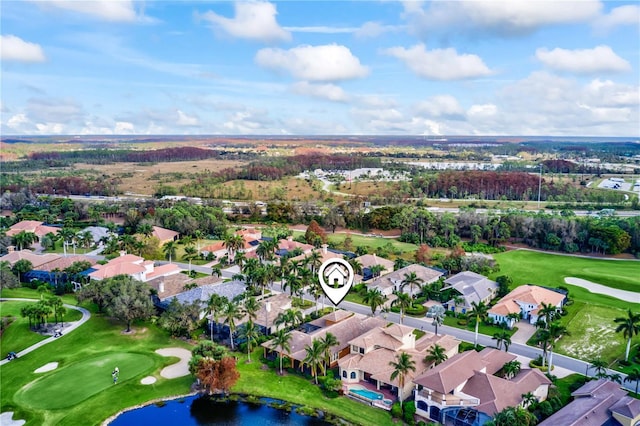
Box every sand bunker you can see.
[141,376,157,385]
[34,362,59,373]
[156,347,191,379]
[564,277,639,302]
[0,412,26,426]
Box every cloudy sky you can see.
[1,0,639,136]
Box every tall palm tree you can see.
[239,319,260,362]
[389,352,416,404]
[467,301,489,347]
[223,233,244,263]
[535,328,551,367]
[270,329,292,375]
[244,296,260,321]
[400,271,424,299]
[224,299,245,350]
[307,250,323,274]
[162,241,177,263]
[319,332,339,372]
[425,344,448,366]
[546,322,569,371]
[539,302,558,328]
[304,339,326,384]
[363,288,387,316]
[623,367,640,394]
[430,305,446,336]
[391,291,412,325]
[283,273,302,298]
[588,357,609,379]
[348,258,363,275]
[614,309,640,362]
[205,294,227,341]
[492,331,512,351]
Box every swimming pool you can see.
[350,388,384,401]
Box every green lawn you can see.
[491,250,640,311]
[443,316,517,339]
[291,230,418,255]
[1,301,82,358]
[235,349,394,426]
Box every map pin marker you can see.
[318,258,354,306]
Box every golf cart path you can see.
[156,347,191,379]
[564,278,640,302]
[0,298,91,366]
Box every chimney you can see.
[287,236,293,241]
[7,245,15,253]
[159,280,165,293]
[321,244,328,254]
[119,250,127,257]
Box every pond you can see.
[109,394,332,426]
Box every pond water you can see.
[109,395,331,426]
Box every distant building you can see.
[5,220,59,241]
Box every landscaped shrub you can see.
[390,402,402,419]
[406,305,427,316]
[403,401,416,425]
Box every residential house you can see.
[151,226,179,245]
[413,348,551,423]
[367,264,443,296]
[163,279,247,314]
[356,254,394,281]
[339,324,459,402]
[5,220,60,241]
[81,226,111,245]
[276,237,314,258]
[88,253,181,282]
[0,249,60,269]
[201,228,262,260]
[488,285,566,328]
[262,310,387,371]
[236,292,293,335]
[442,271,499,314]
[539,379,640,426]
[0,249,96,285]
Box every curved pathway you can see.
[0,298,91,366]
[564,277,640,302]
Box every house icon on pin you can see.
[325,264,348,288]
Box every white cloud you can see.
[6,113,29,129]
[536,45,631,74]
[115,121,135,134]
[403,0,602,37]
[594,5,640,33]
[200,1,291,43]
[222,108,275,134]
[0,35,46,62]
[467,104,498,119]
[284,26,357,34]
[26,97,84,123]
[38,0,140,22]
[255,44,369,81]
[176,110,199,126]
[584,79,640,107]
[354,22,403,38]
[291,82,349,102]
[382,44,492,80]
[415,95,465,119]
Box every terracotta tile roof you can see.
[108,254,145,265]
[89,262,147,280]
[201,241,225,253]
[0,250,61,268]
[6,221,60,237]
[237,293,293,328]
[152,226,179,243]
[146,263,181,280]
[277,239,314,252]
[490,285,566,316]
[355,254,394,270]
[148,273,193,299]
[37,255,96,272]
[368,264,443,292]
[413,350,481,393]
[478,347,518,375]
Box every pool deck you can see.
[347,381,396,404]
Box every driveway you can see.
[511,321,537,344]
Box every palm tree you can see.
[239,319,260,362]
[546,321,569,371]
[400,271,424,299]
[243,296,260,321]
[492,331,512,351]
[275,308,303,330]
[307,250,323,274]
[608,373,623,384]
[624,367,640,394]
[389,352,416,404]
[193,230,205,255]
[319,332,339,372]
[535,328,551,367]
[304,339,326,384]
[224,299,244,350]
[270,329,292,375]
[425,344,448,366]
[163,241,177,263]
[502,360,521,379]
[539,302,558,328]
[614,309,640,362]
[13,230,38,251]
[391,291,412,325]
[370,264,385,279]
[521,391,537,408]
[223,233,244,263]
[205,294,227,341]
[348,258,363,275]
[283,273,302,298]
[430,305,446,336]
[467,301,489,347]
[588,357,608,379]
[362,288,387,316]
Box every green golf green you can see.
[15,352,154,410]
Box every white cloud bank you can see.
[1,35,46,62]
[536,45,631,74]
[255,44,369,81]
[37,0,140,22]
[383,44,492,80]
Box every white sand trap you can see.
[156,347,191,379]
[564,277,640,302]
[34,362,59,373]
[0,412,26,426]
[141,376,157,385]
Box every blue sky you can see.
[1,0,639,136]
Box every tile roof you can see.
[168,280,247,305]
[368,264,443,292]
[89,262,147,280]
[6,221,60,237]
[413,350,482,393]
[443,271,498,307]
[146,263,181,280]
[237,293,292,328]
[148,273,194,300]
[0,250,61,268]
[152,226,179,242]
[539,379,631,426]
[36,255,96,272]
[355,254,394,270]
[490,286,566,318]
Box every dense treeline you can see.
[408,170,628,204]
[27,147,240,164]
[30,176,121,196]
